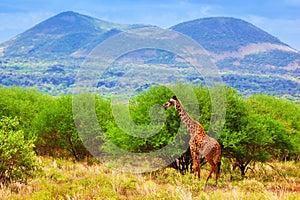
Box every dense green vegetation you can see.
[0,85,299,188]
[0,62,79,95]
[1,58,299,100]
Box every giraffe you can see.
[163,96,221,185]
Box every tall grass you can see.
[0,157,299,199]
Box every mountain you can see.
[171,17,288,53]
[171,17,300,100]
[0,12,299,100]
[0,11,152,59]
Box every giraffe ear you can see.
[172,96,177,100]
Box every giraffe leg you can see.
[196,158,201,179]
[215,162,220,185]
[205,160,216,183]
[191,150,200,180]
[205,167,214,183]
[206,160,220,185]
[192,161,199,179]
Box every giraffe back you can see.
[200,135,221,162]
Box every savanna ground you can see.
[1,157,299,200]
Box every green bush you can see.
[0,116,39,186]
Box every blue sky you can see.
[1,0,300,50]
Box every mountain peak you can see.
[56,11,79,16]
[0,11,152,58]
[171,17,286,53]
[29,11,102,34]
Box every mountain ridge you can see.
[0,11,154,59]
[0,11,299,100]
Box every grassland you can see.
[1,157,299,200]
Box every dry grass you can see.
[0,157,299,200]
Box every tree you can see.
[0,87,52,139]
[219,92,300,176]
[33,95,87,160]
[0,116,39,186]
[247,95,300,160]
[102,85,177,153]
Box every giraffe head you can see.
[163,96,178,110]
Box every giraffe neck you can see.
[175,100,206,139]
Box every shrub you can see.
[0,116,39,186]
